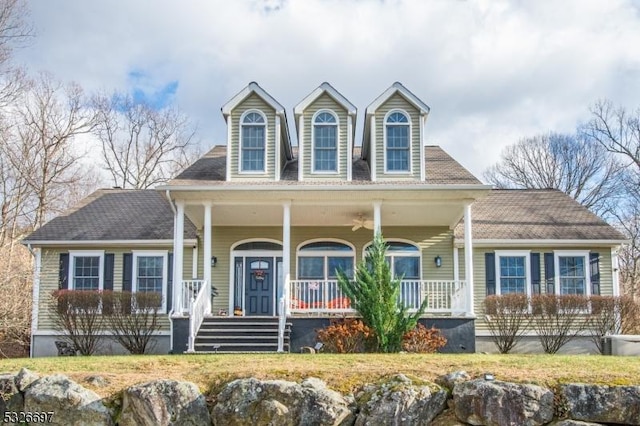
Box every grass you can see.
[0,353,639,398]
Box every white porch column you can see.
[203,202,212,315]
[373,200,382,236]
[173,201,185,313]
[453,247,459,283]
[282,201,291,313]
[203,202,212,286]
[611,247,620,297]
[464,203,474,316]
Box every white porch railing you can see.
[186,280,210,353]
[287,279,468,315]
[181,280,206,314]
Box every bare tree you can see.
[3,73,98,229]
[484,132,624,217]
[92,92,199,189]
[583,100,640,301]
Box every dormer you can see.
[362,82,430,181]
[221,82,293,181]
[294,82,357,181]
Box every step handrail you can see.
[186,280,210,353]
[277,296,286,352]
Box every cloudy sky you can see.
[15,0,640,179]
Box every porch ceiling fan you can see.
[352,214,374,231]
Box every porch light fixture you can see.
[211,256,218,267]
[434,256,442,268]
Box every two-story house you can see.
[23,82,626,356]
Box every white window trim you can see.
[383,109,413,175]
[132,250,169,313]
[554,250,591,296]
[311,109,340,175]
[68,250,105,291]
[238,109,268,174]
[494,250,532,296]
[296,239,355,280]
[362,239,422,280]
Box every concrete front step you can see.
[193,316,291,353]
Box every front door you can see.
[245,257,274,316]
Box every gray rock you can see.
[549,420,604,426]
[15,368,39,391]
[355,374,448,426]
[562,383,640,425]
[212,377,355,426]
[436,371,471,391]
[119,379,210,426]
[23,374,113,426]
[84,375,109,388]
[0,372,24,424]
[453,379,554,426]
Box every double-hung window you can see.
[384,242,421,280]
[385,111,410,172]
[133,251,168,312]
[240,111,266,172]
[313,111,338,172]
[69,251,104,291]
[495,251,531,295]
[555,252,589,295]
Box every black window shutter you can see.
[544,253,555,294]
[531,253,541,294]
[59,253,69,290]
[485,252,496,296]
[590,252,600,296]
[166,253,173,313]
[122,253,133,292]
[103,253,114,291]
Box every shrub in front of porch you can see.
[337,234,428,353]
[101,291,162,354]
[50,290,104,355]
[483,294,531,354]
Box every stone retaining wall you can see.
[0,368,638,425]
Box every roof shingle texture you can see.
[454,189,626,241]
[170,145,481,185]
[24,189,197,241]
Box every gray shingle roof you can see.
[454,189,626,241]
[170,145,481,186]
[23,189,197,242]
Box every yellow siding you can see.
[374,93,422,181]
[229,93,277,181]
[301,93,349,180]
[37,246,175,331]
[472,247,614,333]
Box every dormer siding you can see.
[374,92,422,181]
[300,93,349,180]
[229,93,277,181]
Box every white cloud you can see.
[14,0,640,179]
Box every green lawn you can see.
[1,353,639,397]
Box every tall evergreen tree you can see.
[337,234,427,352]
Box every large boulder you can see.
[355,374,448,425]
[435,371,471,392]
[23,374,113,426]
[119,379,210,426]
[15,368,39,391]
[212,377,355,426]
[561,384,640,425]
[0,372,24,420]
[453,379,554,426]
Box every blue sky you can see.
[15,0,640,178]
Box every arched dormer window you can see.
[297,240,354,280]
[240,110,266,172]
[312,111,338,172]
[385,111,410,172]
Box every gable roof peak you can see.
[294,82,357,116]
[221,81,285,117]
[365,82,430,115]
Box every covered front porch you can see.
[167,187,485,352]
